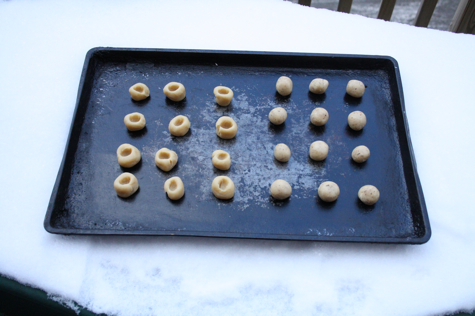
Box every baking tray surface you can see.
[44,48,430,243]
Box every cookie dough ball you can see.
[124,112,146,131]
[163,82,186,101]
[212,176,235,199]
[164,176,185,200]
[270,179,292,200]
[268,107,287,125]
[129,83,150,101]
[169,115,190,136]
[358,185,380,205]
[276,76,293,96]
[309,140,329,161]
[318,181,340,202]
[216,116,238,139]
[114,172,139,198]
[155,148,178,172]
[352,145,370,163]
[346,80,365,98]
[117,144,141,168]
[348,111,367,131]
[274,143,291,162]
[214,86,234,106]
[212,150,231,170]
[309,78,329,94]
[310,107,329,126]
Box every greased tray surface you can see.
[44,48,430,243]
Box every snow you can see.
[0,0,475,315]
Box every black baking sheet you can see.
[44,48,431,243]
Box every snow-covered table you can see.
[1,0,475,315]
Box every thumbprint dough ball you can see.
[309,140,329,161]
[348,111,367,131]
[114,172,139,198]
[358,185,380,205]
[276,76,293,96]
[274,143,291,162]
[155,148,178,172]
[270,179,292,200]
[268,107,287,125]
[212,150,231,170]
[310,107,329,126]
[352,145,370,163]
[117,144,141,168]
[318,181,340,202]
[309,78,329,94]
[216,116,238,139]
[124,112,146,131]
[346,80,365,98]
[212,176,235,199]
[164,176,185,200]
[163,82,186,101]
[129,83,150,101]
[214,86,234,106]
[169,115,190,136]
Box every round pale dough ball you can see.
[163,82,186,101]
[274,143,291,162]
[348,111,367,131]
[117,143,141,168]
[169,115,190,136]
[310,107,329,126]
[129,83,150,101]
[216,116,238,139]
[214,86,234,106]
[358,185,380,205]
[155,148,178,172]
[309,78,329,94]
[270,179,292,200]
[164,176,185,200]
[276,76,293,96]
[309,140,329,161]
[124,112,146,131]
[318,181,340,202]
[212,150,231,170]
[212,176,235,199]
[268,107,287,125]
[114,172,139,198]
[346,80,365,98]
[352,145,370,163]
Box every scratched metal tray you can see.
[44,48,431,243]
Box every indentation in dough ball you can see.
[163,82,186,101]
[216,116,238,139]
[348,111,367,131]
[309,78,329,94]
[124,112,146,131]
[268,107,287,125]
[274,143,291,162]
[276,76,293,96]
[309,140,329,161]
[129,83,150,101]
[164,176,185,200]
[213,86,234,106]
[117,144,141,168]
[318,181,340,202]
[212,150,231,170]
[358,185,380,205]
[310,107,329,126]
[169,115,190,136]
[346,80,365,98]
[352,145,370,163]
[114,172,139,198]
[270,179,292,200]
[212,176,235,199]
[155,148,178,172]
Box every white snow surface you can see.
[1,0,475,315]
